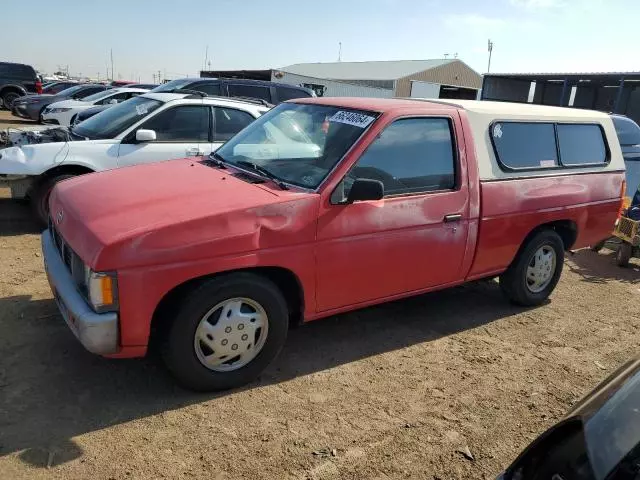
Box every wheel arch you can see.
[509,219,578,266]
[0,84,27,97]
[149,266,305,347]
[29,163,95,196]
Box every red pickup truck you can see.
[42,98,625,391]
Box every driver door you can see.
[315,116,470,312]
[117,103,212,167]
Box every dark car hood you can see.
[49,159,319,270]
[501,358,640,479]
[16,94,56,102]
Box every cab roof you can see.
[292,97,610,121]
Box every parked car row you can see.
[1,92,270,222]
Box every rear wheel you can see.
[31,174,77,226]
[500,230,564,306]
[161,273,289,391]
[2,90,20,110]
[616,243,632,267]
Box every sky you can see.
[1,0,639,82]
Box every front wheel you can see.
[31,174,77,226]
[500,230,565,306]
[161,273,289,391]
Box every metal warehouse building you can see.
[201,59,482,99]
[481,72,640,124]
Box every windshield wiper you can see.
[233,160,289,190]
[204,151,228,168]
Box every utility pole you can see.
[158,70,162,84]
[204,45,209,72]
[487,39,494,73]
[338,42,342,62]
[110,49,114,82]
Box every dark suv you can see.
[0,62,42,109]
[152,78,314,104]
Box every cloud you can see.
[443,13,506,31]
[509,0,562,8]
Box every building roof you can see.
[279,59,455,81]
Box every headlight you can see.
[48,107,72,114]
[83,265,118,312]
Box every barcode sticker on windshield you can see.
[329,111,375,128]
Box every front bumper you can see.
[0,175,33,199]
[11,104,38,121]
[41,117,60,125]
[42,229,119,355]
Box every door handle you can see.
[443,214,463,223]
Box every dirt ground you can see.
[0,186,639,480]
[0,109,41,131]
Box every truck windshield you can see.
[215,103,378,189]
[151,79,195,92]
[72,96,163,140]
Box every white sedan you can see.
[41,87,149,126]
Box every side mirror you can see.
[135,129,156,143]
[346,178,384,204]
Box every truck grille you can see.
[48,217,86,290]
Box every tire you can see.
[161,273,289,391]
[31,174,77,226]
[2,91,20,110]
[38,106,47,124]
[499,230,565,306]
[616,243,632,267]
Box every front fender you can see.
[0,142,69,176]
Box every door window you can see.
[227,84,272,102]
[97,92,130,105]
[342,117,456,198]
[276,86,311,102]
[213,107,255,142]
[139,105,210,142]
[191,82,222,96]
[76,86,106,98]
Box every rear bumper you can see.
[41,229,119,355]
